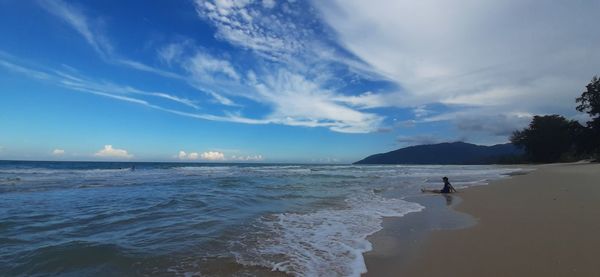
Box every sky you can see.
[0,0,599,163]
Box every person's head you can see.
[442,176,449,182]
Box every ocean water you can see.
[0,161,522,276]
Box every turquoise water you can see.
[0,161,521,276]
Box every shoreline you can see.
[364,162,600,276]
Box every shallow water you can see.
[0,161,522,276]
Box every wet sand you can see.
[364,162,600,276]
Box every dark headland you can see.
[354,141,523,165]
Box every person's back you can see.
[441,177,456,193]
[441,181,451,193]
[421,177,457,194]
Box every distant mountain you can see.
[354,142,524,165]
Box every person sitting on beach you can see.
[422,176,457,194]
[440,176,457,193]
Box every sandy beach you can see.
[365,162,600,276]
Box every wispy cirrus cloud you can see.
[35,0,388,133]
[0,57,195,111]
[194,0,305,61]
[38,0,112,57]
[40,0,234,107]
[0,56,270,127]
[185,0,387,132]
[38,0,183,80]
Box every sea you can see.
[0,161,523,276]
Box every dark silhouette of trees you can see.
[576,76,600,157]
[510,115,582,163]
[577,76,600,118]
[510,75,600,163]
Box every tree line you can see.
[510,76,600,163]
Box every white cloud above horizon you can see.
[178,150,262,161]
[94,145,132,159]
[178,150,200,160]
[52,149,65,156]
[231,154,264,161]
[200,151,225,161]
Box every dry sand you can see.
[364,162,600,277]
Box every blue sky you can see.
[0,0,598,163]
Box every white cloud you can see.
[94,145,132,159]
[153,44,384,132]
[231,154,263,161]
[419,109,533,140]
[314,0,600,131]
[195,0,303,60]
[178,150,229,161]
[114,59,184,80]
[31,0,597,139]
[185,52,240,81]
[158,41,191,66]
[188,152,199,160]
[39,0,112,57]
[39,0,184,81]
[262,0,275,9]
[0,59,52,80]
[0,57,202,110]
[178,151,200,160]
[52,149,65,156]
[258,70,384,133]
[189,0,390,133]
[396,135,445,146]
[412,105,432,118]
[200,151,225,161]
[34,0,389,134]
[311,157,341,164]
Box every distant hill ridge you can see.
[354,142,523,165]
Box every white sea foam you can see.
[234,192,424,277]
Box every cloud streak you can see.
[39,0,112,57]
[39,0,184,80]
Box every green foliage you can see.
[510,75,600,163]
[510,115,582,163]
[575,76,600,158]
[576,76,600,119]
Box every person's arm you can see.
[449,183,457,192]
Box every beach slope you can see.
[367,163,600,276]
